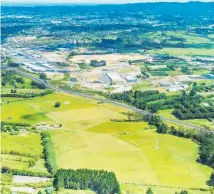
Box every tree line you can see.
[41,132,57,175]
[1,90,53,98]
[54,169,121,194]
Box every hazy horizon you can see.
[2,0,214,5]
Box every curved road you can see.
[6,67,209,131]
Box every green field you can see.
[1,133,47,173]
[1,93,213,193]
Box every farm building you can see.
[107,72,126,84]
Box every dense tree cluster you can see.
[197,132,214,168]
[41,132,57,174]
[208,172,214,186]
[192,82,214,92]
[1,71,24,87]
[54,169,120,194]
[31,81,46,89]
[172,90,214,119]
[173,105,214,119]
[152,90,214,120]
[110,90,166,112]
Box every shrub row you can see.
[1,150,42,159]
[1,167,52,178]
[1,122,31,127]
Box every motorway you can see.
[6,67,209,131]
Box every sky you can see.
[2,0,214,4]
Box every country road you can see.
[5,67,210,131]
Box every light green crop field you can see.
[147,48,214,56]
[1,100,53,124]
[1,133,47,173]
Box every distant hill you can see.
[2,2,214,17]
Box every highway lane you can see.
[6,67,209,131]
